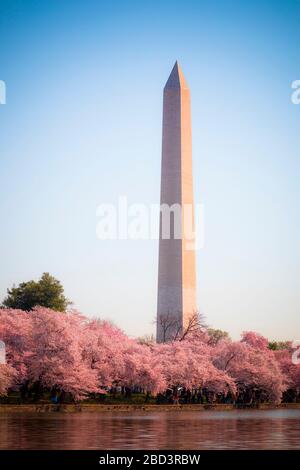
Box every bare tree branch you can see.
[155,310,206,342]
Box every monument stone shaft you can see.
[156,61,197,343]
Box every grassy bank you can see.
[0,403,300,413]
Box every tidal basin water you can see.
[0,409,299,450]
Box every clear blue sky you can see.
[0,0,299,340]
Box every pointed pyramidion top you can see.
[164,61,189,90]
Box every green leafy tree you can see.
[268,341,290,351]
[207,328,230,345]
[2,273,70,312]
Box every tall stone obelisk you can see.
[156,61,197,343]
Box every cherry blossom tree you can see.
[213,338,286,403]
[0,308,33,386]
[241,331,269,350]
[152,338,236,396]
[82,319,131,388]
[0,364,16,395]
[0,307,296,403]
[120,342,166,395]
[274,346,300,397]
[25,307,100,400]
[83,320,166,395]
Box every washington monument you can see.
[156,61,197,343]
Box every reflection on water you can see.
[0,409,299,450]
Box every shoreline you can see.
[0,403,299,413]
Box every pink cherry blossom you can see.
[0,363,16,395]
[0,307,295,403]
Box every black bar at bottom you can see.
[0,450,299,467]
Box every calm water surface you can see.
[0,409,299,450]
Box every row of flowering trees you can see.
[0,307,299,404]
